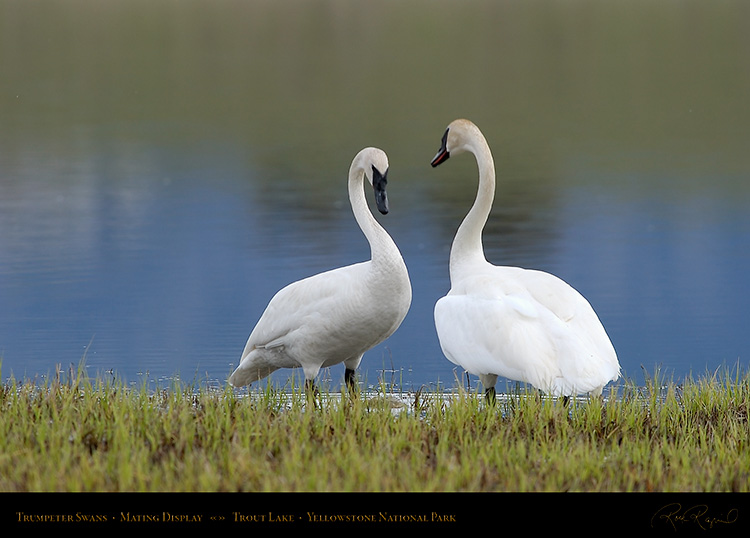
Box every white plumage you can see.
[229,148,411,391]
[431,119,620,400]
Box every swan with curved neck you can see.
[431,119,620,401]
[229,147,411,392]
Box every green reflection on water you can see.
[2,0,748,195]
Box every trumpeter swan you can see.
[228,147,411,393]
[430,119,620,402]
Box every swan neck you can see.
[348,166,399,264]
[451,140,495,273]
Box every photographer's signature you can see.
[651,503,738,531]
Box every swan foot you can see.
[485,386,496,405]
[561,395,570,407]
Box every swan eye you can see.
[371,165,387,185]
[371,165,389,215]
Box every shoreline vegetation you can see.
[0,362,748,493]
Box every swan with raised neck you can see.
[431,119,620,401]
[229,147,411,392]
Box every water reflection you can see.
[1,1,748,390]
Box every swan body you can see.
[431,119,620,398]
[229,147,411,390]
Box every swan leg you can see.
[344,368,357,388]
[479,373,498,405]
[344,368,361,399]
[343,355,363,396]
[304,378,321,407]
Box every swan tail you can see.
[228,354,279,387]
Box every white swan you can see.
[229,147,411,392]
[430,119,620,401]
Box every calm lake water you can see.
[1,1,749,392]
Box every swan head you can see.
[358,147,390,215]
[430,118,484,167]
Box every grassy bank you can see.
[0,365,748,492]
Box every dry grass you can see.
[1,363,748,492]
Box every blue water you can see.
[1,1,749,392]
[1,129,748,392]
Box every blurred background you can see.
[1,0,749,393]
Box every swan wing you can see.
[437,266,619,395]
[248,262,370,347]
[515,267,620,383]
[435,292,560,388]
[229,264,366,386]
[230,260,408,386]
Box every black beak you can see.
[372,165,389,215]
[430,128,450,167]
